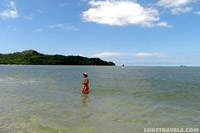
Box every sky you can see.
[0,0,200,66]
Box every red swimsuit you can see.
[82,86,89,93]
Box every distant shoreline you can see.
[0,64,199,67]
[0,50,115,66]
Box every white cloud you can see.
[49,24,79,31]
[157,0,196,15]
[24,16,33,20]
[157,21,173,27]
[132,53,167,57]
[35,29,43,32]
[157,0,195,8]
[93,52,124,58]
[170,7,192,14]
[0,2,18,19]
[93,52,169,65]
[82,0,160,27]
[77,54,83,56]
[94,52,168,58]
[195,11,200,15]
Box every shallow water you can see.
[0,65,200,133]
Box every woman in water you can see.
[82,73,89,93]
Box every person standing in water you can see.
[82,73,89,93]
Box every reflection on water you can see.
[81,94,93,122]
[81,94,89,107]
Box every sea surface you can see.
[0,65,200,133]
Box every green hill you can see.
[0,50,115,66]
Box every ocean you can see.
[0,65,200,133]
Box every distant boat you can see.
[122,64,125,66]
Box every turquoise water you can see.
[0,65,200,133]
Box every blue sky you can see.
[0,0,200,66]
